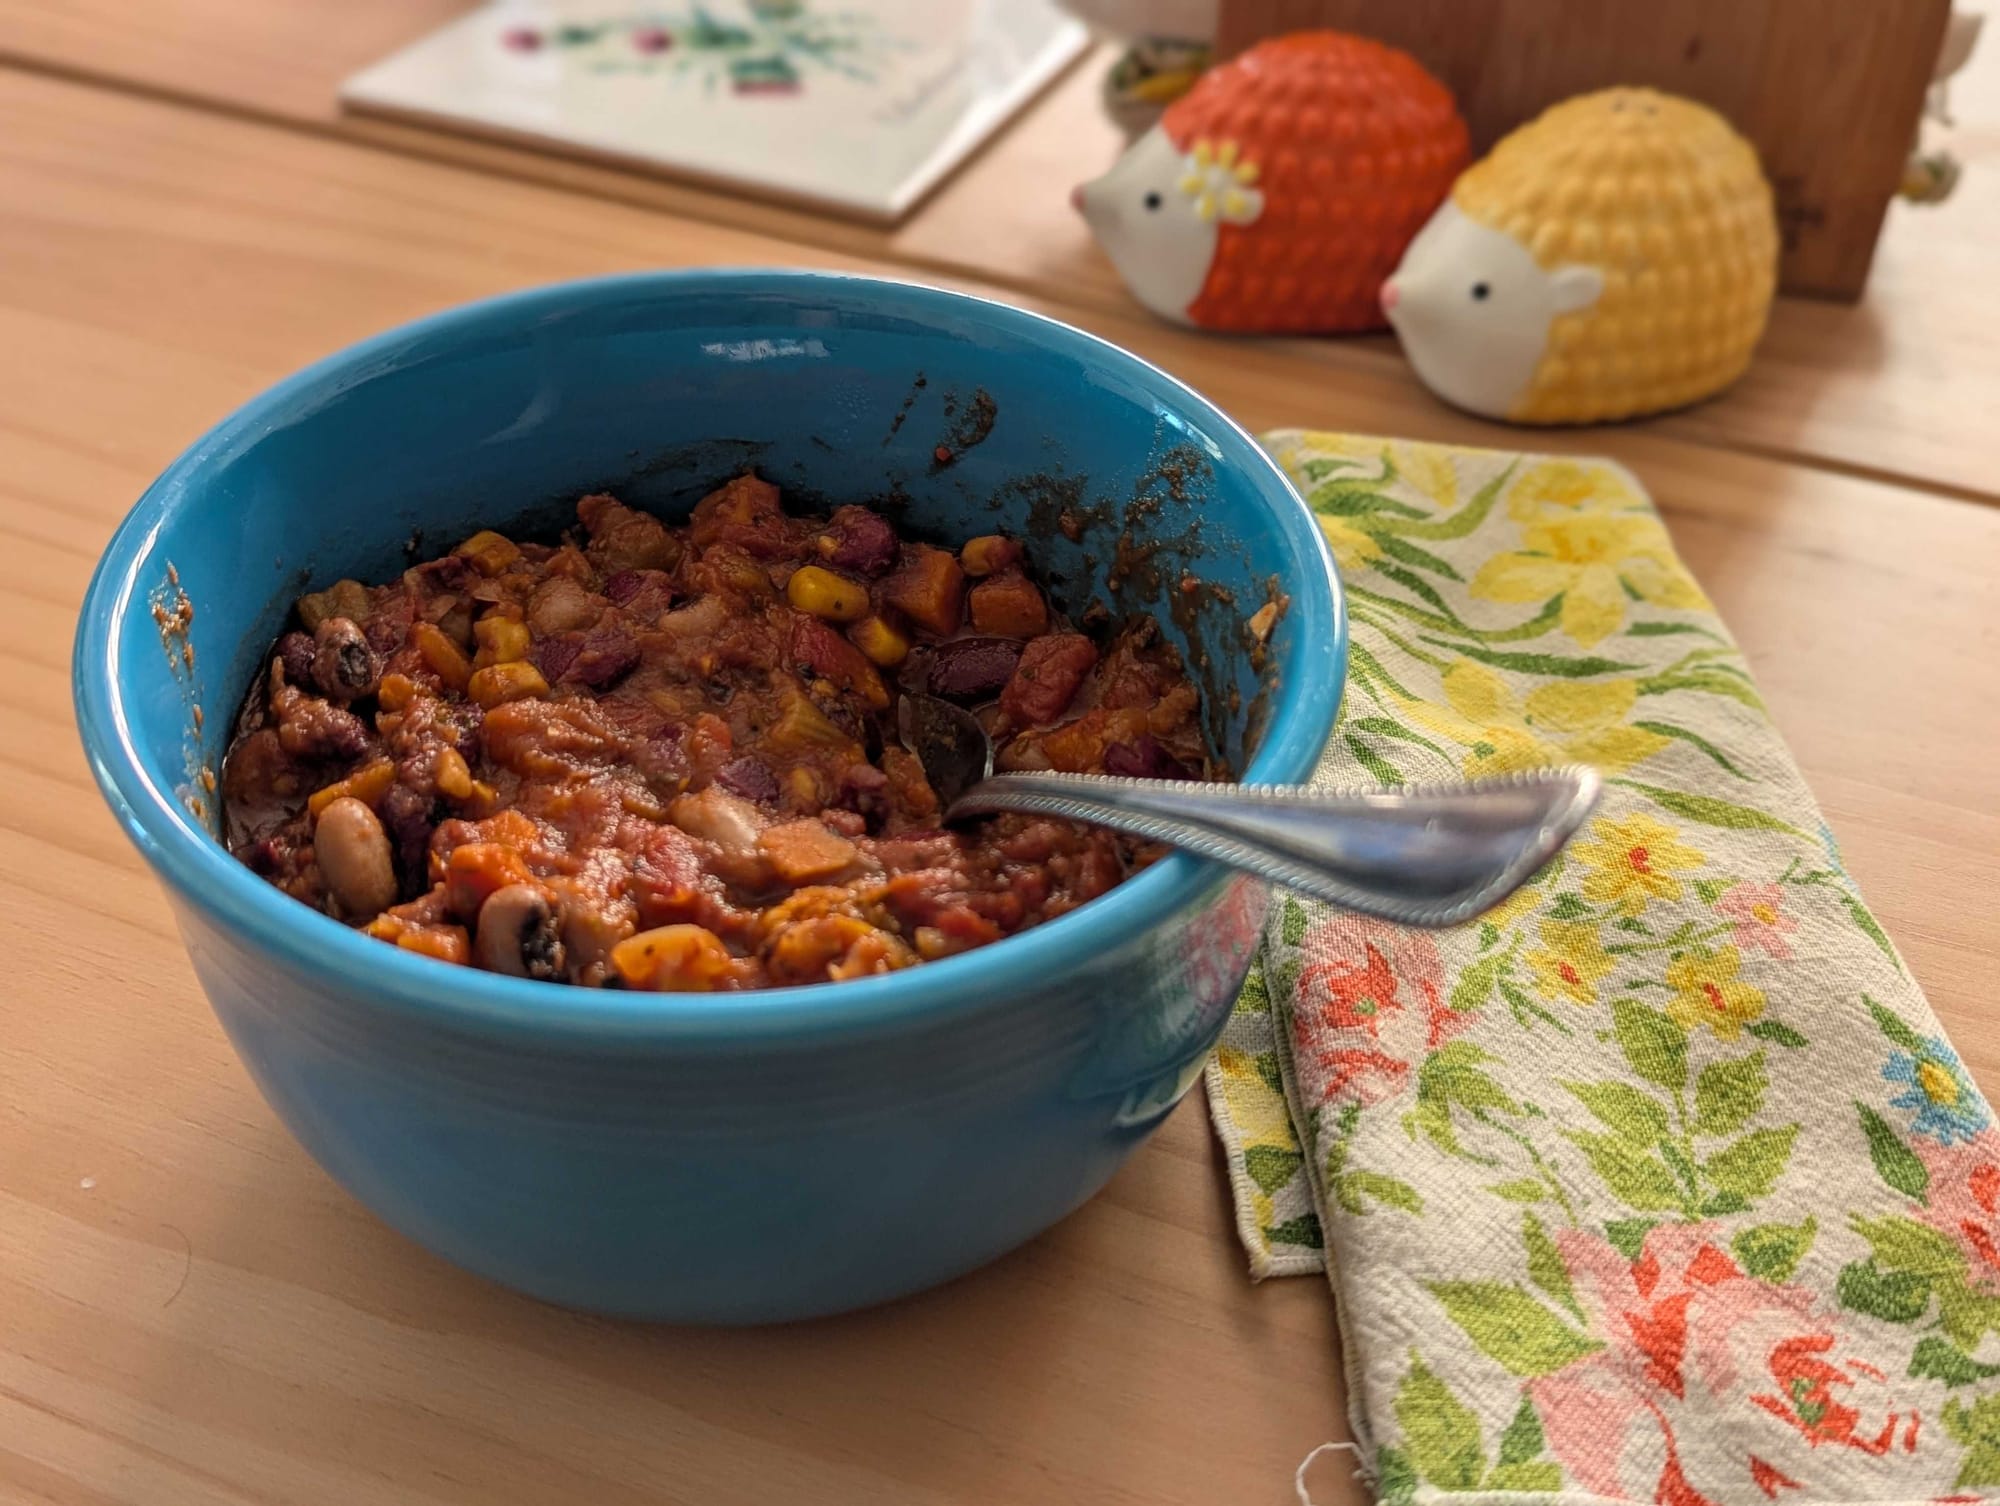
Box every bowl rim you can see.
[73,268,1345,1046]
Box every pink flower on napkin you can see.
[1289,915,1461,1109]
[1914,1127,2000,1295]
[1530,1224,1914,1504]
[1717,882,1798,960]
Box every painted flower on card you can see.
[1571,813,1706,915]
[1530,1224,1912,1505]
[1506,458,1647,522]
[1717,883,1798,961]
[1886,1036,1992,1148]
[1470,509,1708,647]
[1914,1129,2000,1295]
[1400,660,1671,778]
[1289,914,1462,1109]
[1666,945,1767,1041]
[1526,919,1617,1006]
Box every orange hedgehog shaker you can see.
[1073,31,1469,334]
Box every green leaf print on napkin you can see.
[1202,433,2000,1501]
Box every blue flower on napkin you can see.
[1884,1036,1991,1147]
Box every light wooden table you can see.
[2,15,1998,1506]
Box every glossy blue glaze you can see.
[74,271,1344,1321]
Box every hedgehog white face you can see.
[1381,203,1604,419]
[1075,125,1258,326]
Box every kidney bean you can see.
[820,506,898,576]
[926,636,1023,701]
[277,631,316,688]
[1103,735,1191,781]
[535,633,584,683]
[562,631,640,689]
[414,554,476,592]
[377,780,437,896]
[715,756,781,805]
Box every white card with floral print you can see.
[341,1,1089,221]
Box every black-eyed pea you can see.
[311,616,382,701]
[314,796,397,918]
[474,883,567,981]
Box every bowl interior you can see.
[79,271,1343,1033]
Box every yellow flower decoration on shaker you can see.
[1571,812,1706,916]
[1665,944,1767,1040]
[1470,508,1707,647]
[1399,659,1670,778]
[1177,138,1264,225]
[1525,920,1617,1007]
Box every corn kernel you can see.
[366,913,471,964]
[376,672,417,712]
[786,765,826,808]
[308,759,395,817]
[296,578,370,631]
[611,924,737,991]
[472,614,532,668]
[847,614,909,667]
[468,661,549,709]
[786,565,870,623]
[455,529,521,577]
[412,620,472,690]
[434,746,473,800]
[959,535,1022,577]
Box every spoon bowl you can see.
[901,692,1601,929]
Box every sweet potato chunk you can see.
[1000,633,1098,725]
[967,569,1049,638]
[758,820,860,884]
[881,544,965,636]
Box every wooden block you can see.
[1215,0,1952,298]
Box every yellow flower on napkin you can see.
[1665,944,1767,1039]
[1525,920,1617,1006]
[1471,509,1707,647]
[1506,458,1646,521]
[1571,813,1707,915]
[1402,660,1671,777]
[1317,514,1382,573]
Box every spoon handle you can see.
[946,766,1602,928]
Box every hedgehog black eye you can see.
[1471,282,1491,301]
[1143,191,1163,211]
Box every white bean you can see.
[314,796,396,918]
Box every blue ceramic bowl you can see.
[74,271,1343,1321]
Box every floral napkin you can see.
[1206,432,2000,1504]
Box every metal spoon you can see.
[898,693,1601,929]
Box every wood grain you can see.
[2,55,1999,1506]
[1213,0,1952,297]
[2,0,1999,502]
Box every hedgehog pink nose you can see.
[1379,279,1402,314]
[1069,184,1086,214]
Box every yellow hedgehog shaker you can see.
[1382,88,1779,424]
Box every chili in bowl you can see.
[74,271,1343,1320]
[222,476,1222,992]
